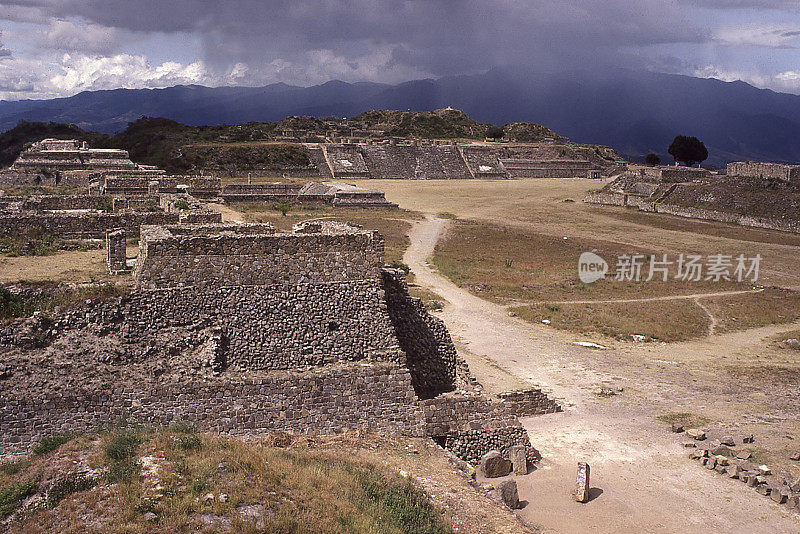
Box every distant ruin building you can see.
[585,163,800,234]
[727,162,800,184]
[1,138,165,186]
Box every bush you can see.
[173,199,190,211]
[485,126,504,140]
[175,434,202,451]
[0,480,36,518]
[389,260,411,274]
[33,433,73,456]
[104,431,142,461]
[645,153,661,166]
[355,469,448,534]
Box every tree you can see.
[485,126,504,140]
[668,136,708,166]
[645,153,661,166]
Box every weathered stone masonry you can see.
[0,221,562,466]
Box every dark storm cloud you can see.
[7,0,707,76]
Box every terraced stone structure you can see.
[1,138,165,186]
[585,165,800,234]
[0,221,560,467]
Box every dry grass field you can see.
[356,178,800,342]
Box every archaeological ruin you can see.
[1,138,165,186]
[585,164,800,233]
[0,220,560,467]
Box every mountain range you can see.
[2,67,800,166]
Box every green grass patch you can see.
[0,479,36,518]
[656,412,710,429]
[32,433,73,456]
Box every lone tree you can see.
[485,126,504,140]
[668,136,708,166]
[645,153,661,166]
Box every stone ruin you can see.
[1,138,165,186]
[0,220,561,468]
[727,161,800,185]
[301,141,616,180]
[584,163,800,234]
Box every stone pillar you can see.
[575,462,590,503]
[106,228,127,274]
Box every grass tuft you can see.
[32,433,73,456]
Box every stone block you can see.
[508,445,527,475]
[686,428,706,441]
[479,451,512,478]
[575,462,590,503]
[495,480,521,509]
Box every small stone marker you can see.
[720,437,735,446]
[508,445,528,475]
[479,450,512,478]
[495,480,521,509]
[671,423,684,433]
[789,451,800,461]
[736,451,752,460]
[686,428,706,441]
[574,462,590,503]
[742,434,755,444]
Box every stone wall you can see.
[0,362,424,456]
[641,166,711,182]
[727,162,800,184]
[0,211,179,238]
[383,269,471,398]
[133,223,384,289]
[421,393,538,465]
[123,281,402,370]
[496,389,562,417]
[655,203,800,233]
[585,190,800,233]
[583,191,627,206]
[106,229,127,274]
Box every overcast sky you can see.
[0,0,799,100]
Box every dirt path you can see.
[533,288,764,306]
[404,216,800,534]
[207,203,246,223]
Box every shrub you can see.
[485,126,504,140]
[274,202,292,216]
[104,431,142,461]
[175,434,202,451]
[645,153,661,166]
[389,260,411,274]
[0,461,25,476]
[173,199,190,211]
[33,434,73,456]
[0,480,36,518]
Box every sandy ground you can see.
[405,215,800,534]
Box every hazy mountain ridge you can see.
[2,68,800,166]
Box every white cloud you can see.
[713,22,800,48]
[694,65,800,93]
[0,53,231,100]
[48,54,209,93]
